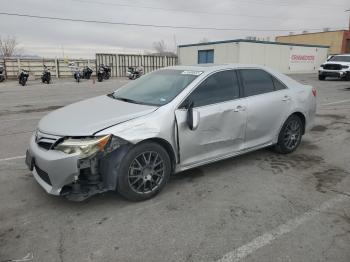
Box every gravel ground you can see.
[0,75,349,262]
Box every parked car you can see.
[26,64,316,201]
[318,54,350,80]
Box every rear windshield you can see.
[112,69,202,106]
[328,56,350,62]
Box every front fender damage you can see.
[62,142,132,201]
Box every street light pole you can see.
[346,9,350,30]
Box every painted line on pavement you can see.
[1,117,41,122]
[217,194,350,262]
[321,99,350,106]
[0,155,25,162]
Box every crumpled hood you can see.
[38,95,157,136]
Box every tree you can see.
[153,40,167,55]
[0,36,18,57]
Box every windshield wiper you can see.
[114,95,154,105]
[107,93,160,106]
[115,96,141,104]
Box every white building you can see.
[178,39,329,73]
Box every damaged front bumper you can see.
[26,134,81,196]
[26,133,130,201]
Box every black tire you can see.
[274,114,303,154]
[318,75,325,81]
[117,142,171,201]
[0,76,4,82]
[345,72,350,81]
[98,74,103,82]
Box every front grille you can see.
[323,72,340,77]
[35,164,52,186]
[36,131,61,150]
[323,64,342,70]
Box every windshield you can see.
[112,69,202,106]
[328,56,350,62]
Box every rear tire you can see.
[318,75,325,81]
[117,142,171,201]
[274,115,303,154]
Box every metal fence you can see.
[96,53,178,77]
[0,57,96,80]
[0,54,178,80]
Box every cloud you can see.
[1,0,349,58]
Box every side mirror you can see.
[186,102,200,131]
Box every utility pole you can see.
[346,9,350,30]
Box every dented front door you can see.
[175,100,247,168]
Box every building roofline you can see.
[178,39,329,48]
[276,29,349,38]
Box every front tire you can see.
[345,72,350,81]
[274,115,303,154]
[318,75,325,81]
[117,142,171,201]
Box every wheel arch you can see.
[137,137,177,173]
[275,111,307,143]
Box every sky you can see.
[1,0,349,58]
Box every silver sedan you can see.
[26,64,317,201]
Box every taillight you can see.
[312,87,317,97]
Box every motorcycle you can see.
[97,64,111,82]
[82,66,93,79]
[73,66,93,82]
[127,66,143,80]
[73,67,82,83]
[0,66,5,82]
[41,65,51,84]
[19,69,29,86]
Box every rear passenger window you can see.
[272,76,287,90]
[187,70,239,107]
[240,69,275,97]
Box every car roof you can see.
[165,64,266,72]
[333,54,350,57]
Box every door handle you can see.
[282,95,291,101]
[233,105,246,112]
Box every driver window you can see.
[186,70,239,108]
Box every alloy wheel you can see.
[283,119,301,150]
[128,151,165,194]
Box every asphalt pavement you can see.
[0,75,349,262]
